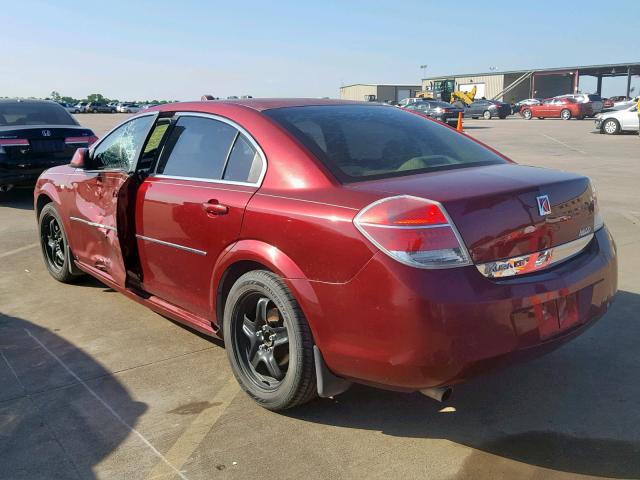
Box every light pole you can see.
[420,65,428,91]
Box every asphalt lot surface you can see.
[1,113,639,480]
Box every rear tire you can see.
[223,270,317,410]
[602,118,620,135]
[39,203,82,283]
[561,109,572,120]
[483,110,492,120]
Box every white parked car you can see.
[117,103,141,113]
[557,93,603,116]
[594,104,639,134]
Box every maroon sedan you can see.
[521,97,592,120]
[34,99,617,410]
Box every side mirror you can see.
[70,147,90,169]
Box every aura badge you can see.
[536,195,552,216]
[41,130,51,137]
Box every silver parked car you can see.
[595,104,639,134]
[117,103,141,113]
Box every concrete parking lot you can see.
[1,113,639,480]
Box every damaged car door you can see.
[68,113,158,286]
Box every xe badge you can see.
[537,195,552,216]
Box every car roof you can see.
[152,98,372,113]
[0,98,58,105]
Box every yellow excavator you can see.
[415,81,477,106]
[449,85,477,106]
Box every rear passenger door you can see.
[136,113,265,319]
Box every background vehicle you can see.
[463,99,511,119]
[595,104,639,134]
[557,93,603,116]
[512,98,542,114]
[521,97,590,120]
[118,103,141,113]
[613,96,640,110]
[75,102,88,113]
[57,102,80,114]
[403,100,463,126]
[85,102,115,113]
[449,85,477,107]
[0,99,97,192]
[603,96,630,108]
[33,99,616,410]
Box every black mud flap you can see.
[313,345,352,398]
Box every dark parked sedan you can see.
[34,99,616,410]
[0,99,97,193]
[403,101,463,126]
[462,99,511,119]
[85,102,115,113]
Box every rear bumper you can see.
[0,156,72,186]
[300,227,617,391]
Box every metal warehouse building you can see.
[422,62,640,102]
[339,84,422,103]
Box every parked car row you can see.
[61,101,157,113]
[401,98,511,123]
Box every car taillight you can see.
[590,180,604,231]
[66,135,98,146]
[354,195,471,269]
[0,138,28,154]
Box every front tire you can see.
[522,109,532,120]
[39,203,82,283]
[223,270,317,410]
[561,109,572,120]
[602,118,620,135]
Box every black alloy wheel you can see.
[39,203,81,283]
[223,270,317,410]
[235,294,290,389]
[42,213,65,273]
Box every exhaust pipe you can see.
[420,386,452,402]
[0,184,14,193]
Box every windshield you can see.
[0,102,77,126]
[264,105,507,182]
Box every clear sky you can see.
[1,0,639,101]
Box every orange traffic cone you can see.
[456,112,463,132]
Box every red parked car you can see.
[521,97,592,120]
[34,99,617,410]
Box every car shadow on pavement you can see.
[0,312,147,480]
[289,290,640,478]
[0,188,34,210]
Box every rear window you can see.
[264,105,506,182]
[588,94,602,101]
[0,102,77,126]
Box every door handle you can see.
[202,200,229,215]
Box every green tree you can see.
[50,91,61,101]
[86,93,106,103]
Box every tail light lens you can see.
[66,135,98,146]
[0,138,28,154]
[590,180,604,231]
[354,195,471,269]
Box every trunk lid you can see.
[0,126,95,167]
[349,164,595,263]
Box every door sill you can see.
[74,260,219,337]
